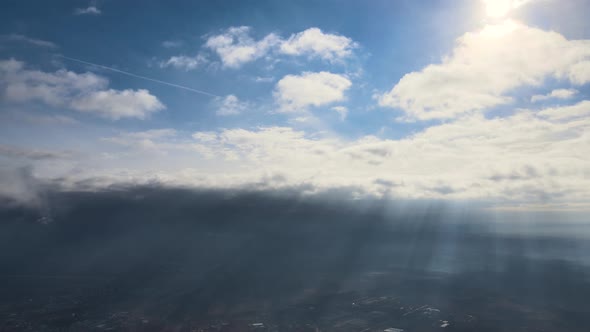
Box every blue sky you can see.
[1,0,590,210]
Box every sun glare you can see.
[483,0,513,18]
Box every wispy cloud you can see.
[2,34,57,49]
[0,144,73,161]
[531,89,578,102]
[331,106,348,120]
[58,55,217,97]
[16,113,79,126]
[160,54,208,70]
[254,76,275,83]
[214,95,249,116]
[162,40,183,48]
[74,6,102,15]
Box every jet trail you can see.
[56,55,219,97]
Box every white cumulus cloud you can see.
[205,26,281,68]
[378,20,590,121]
[201,26,357,69]
[0,59,165,120]
[92,102,590,209]
[279,27,357,62]
[274,72,352,113]
[69,89,164,120]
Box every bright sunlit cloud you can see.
[484,0,513,18]
[482,0,536,18]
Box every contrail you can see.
[56,55,219,98]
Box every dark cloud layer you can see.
[1,186,590,331]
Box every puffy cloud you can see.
[378,20,590,121]
[74,6,101,15]
[69,89,164,120]
[214,94,248,116]
[531,88,578,102]
[274,71,352,112]
[0,59,165,120]
[200,27,357,69]
[205,26,281,68]
[160,54,208,70]
[1,59,108,105]
[279,27,357,62]
[213,112,587,205]
[87,99,590,209]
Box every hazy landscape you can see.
[1,186,589,331]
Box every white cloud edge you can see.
[378,20,590,121]
[274,71,352,113]
[2,34,57,49]
[27,98,588,209]
[0,58,165,120]
[531,89,578,102]
[163,26,358,70]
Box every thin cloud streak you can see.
[56,55,219,98]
